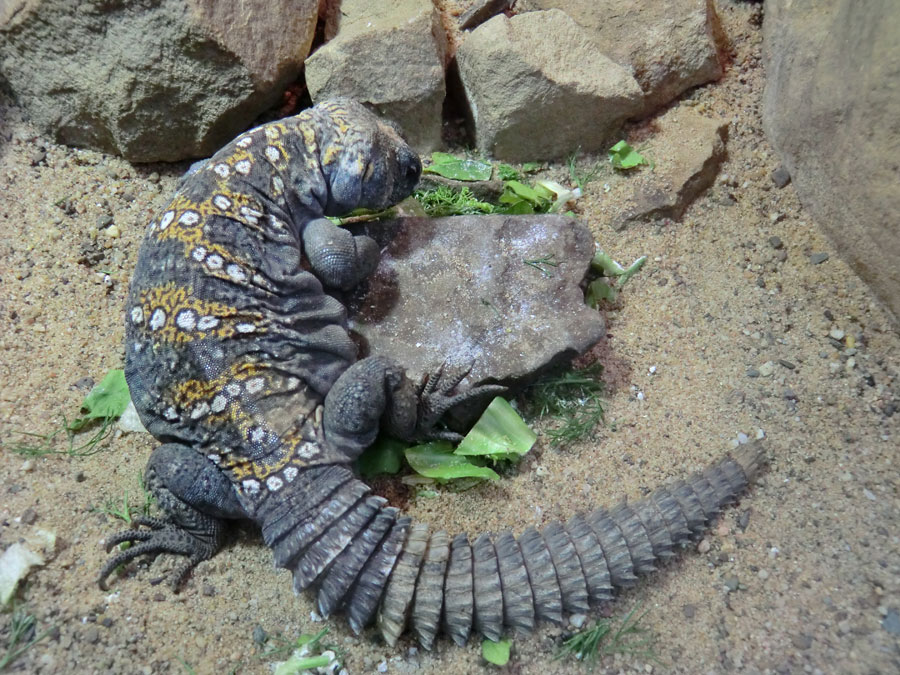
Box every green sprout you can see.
[0,607,53,670]
[585,250,647,307]
[525,362,606,447]
[554,606,657,664]
[10,369,130,457]
[608,140,649,170]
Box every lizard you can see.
[99,98,766,650]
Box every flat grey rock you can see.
[346,214,605,396]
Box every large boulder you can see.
[0,0,318,162]
[763,0,900,324]
[455,10,643,161]
[346,214,605,391]
[305,0,447,153]
[517,0,726,113]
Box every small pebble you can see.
[716,523,730,537]
[778,359,796,370]
[682,604,696,619]
[757,569,770,581]
[724,575,740,592]
[21,507,38,525]
[698,539,711,554]
[101,617,113,628]
[103,224,120,238]
[252,625,267,646]
[29,148,47,165]
[746,367,760,378]
[771,166,791,188]
[759,361,776,377]
[863,488,876,501]
[377,661,388,673]
[84,626,99,644]
[809,252,829,265]
[792,633,813,650]
[202,584,216,597]
[738,510,751,530]
[768,235,784,250]
[882,609,900,635]
[829,327,845,341]
[570,613,587,629]
[152,593,165,602]
[783,388,798,401]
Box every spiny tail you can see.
[258,443,766,649]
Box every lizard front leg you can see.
[98,443,246,591]
[321,356,505,462]
[302,218,380,291]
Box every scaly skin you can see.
[100,99,766,650]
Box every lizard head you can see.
[313,99,422,216]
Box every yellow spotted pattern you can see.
[170,361,319,481]
[136,282,266,344]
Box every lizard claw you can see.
[416,360,507,438]
[98,517,213,592]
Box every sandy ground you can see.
[1,2,898,674]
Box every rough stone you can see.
[614,106,729,228]
[518,0,726,113]
[305,0,447,152]
[455,10,643,161]
[763,0,900,325]
[347,214,605,403]
[0,0,318,162]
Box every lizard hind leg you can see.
[98,442,246,591]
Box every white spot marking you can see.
[297,442,319,460]
[190,402,210,419]
[265,146,280,163]
[264,126,279,141]
[242,479,261,495]
[250,427,266,444]
[130,306,144,324]
[284,466,298,482]
[226,264,246,283]
[206,254,223,270]
[211,395,227,413]
[225,382,242,396]
[245,377,265,394]
[149,308,166,330]
[213,194,232,210]
[197,315,219,330]
[175,309,197,331]
[163,406,178,421]
[213,163,230,177]
[192,246,207,262]
[207,453,222,464]
[286,377,300,390]
[272,176,284,194]
[133,341,143,353]
[234,159,252,175]
[179,210,200,226]
[266,476,283,492]
[236,136,253,148]
[159,210,175,231]
[236,323,256,333]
